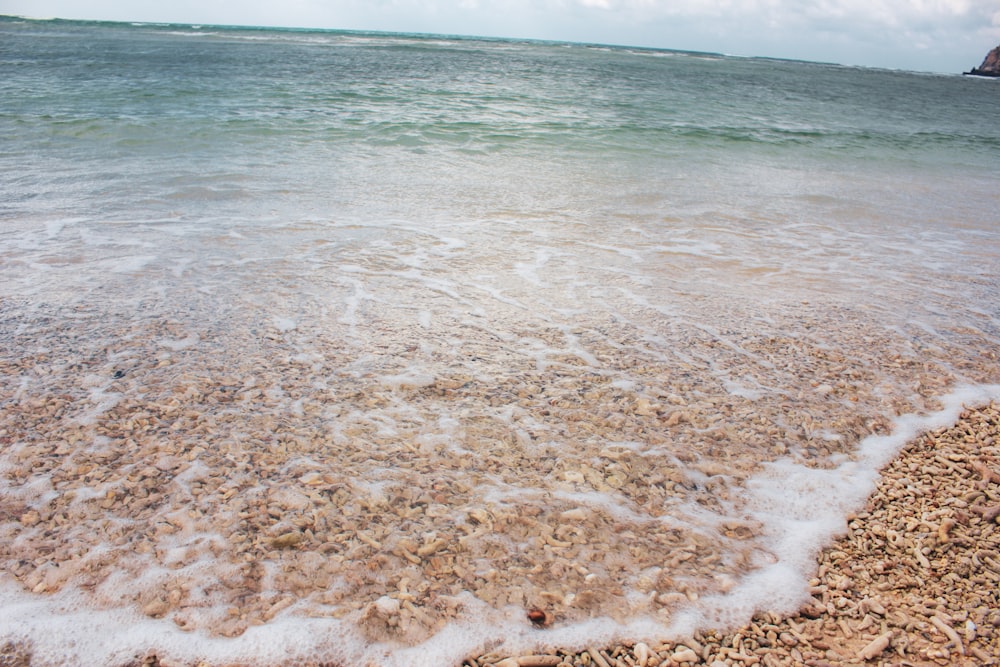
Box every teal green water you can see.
[1,15,999,667]
[3,16,997,225]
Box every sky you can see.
[2,0,999,73]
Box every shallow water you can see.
[1,16,999,666]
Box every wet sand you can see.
[465,401,1000,667]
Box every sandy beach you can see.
[464,401,1000,667]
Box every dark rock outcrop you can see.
[965,45,1000,76]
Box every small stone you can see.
[495,656,562,667]
[270,531,303,549]
[633,398,656,416]
[19,511,40,527]
[858,631,893,660]
[143,598,170,618]
[670,648,698,663]
[633,642,650,667]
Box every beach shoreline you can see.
[2,303,997,667]
[463,401,1000,667]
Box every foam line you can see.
[664,383,1000,637]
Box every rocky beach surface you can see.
[1,283,998,667]
[5,402,994,667]
[466,402,1000,667]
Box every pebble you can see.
[670,648,699,663]
[493,656,562,667]
[633,642,650,667]
[857,631,892,660]
[270,531,303,549]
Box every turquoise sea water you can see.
[1,16,999,667]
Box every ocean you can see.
[1,15,999,667]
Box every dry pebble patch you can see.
[466,402,1000,667]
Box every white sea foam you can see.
[271,316,297,333]
[381,370,437,390]
[720,376,766,400]
[160,333,200,350]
